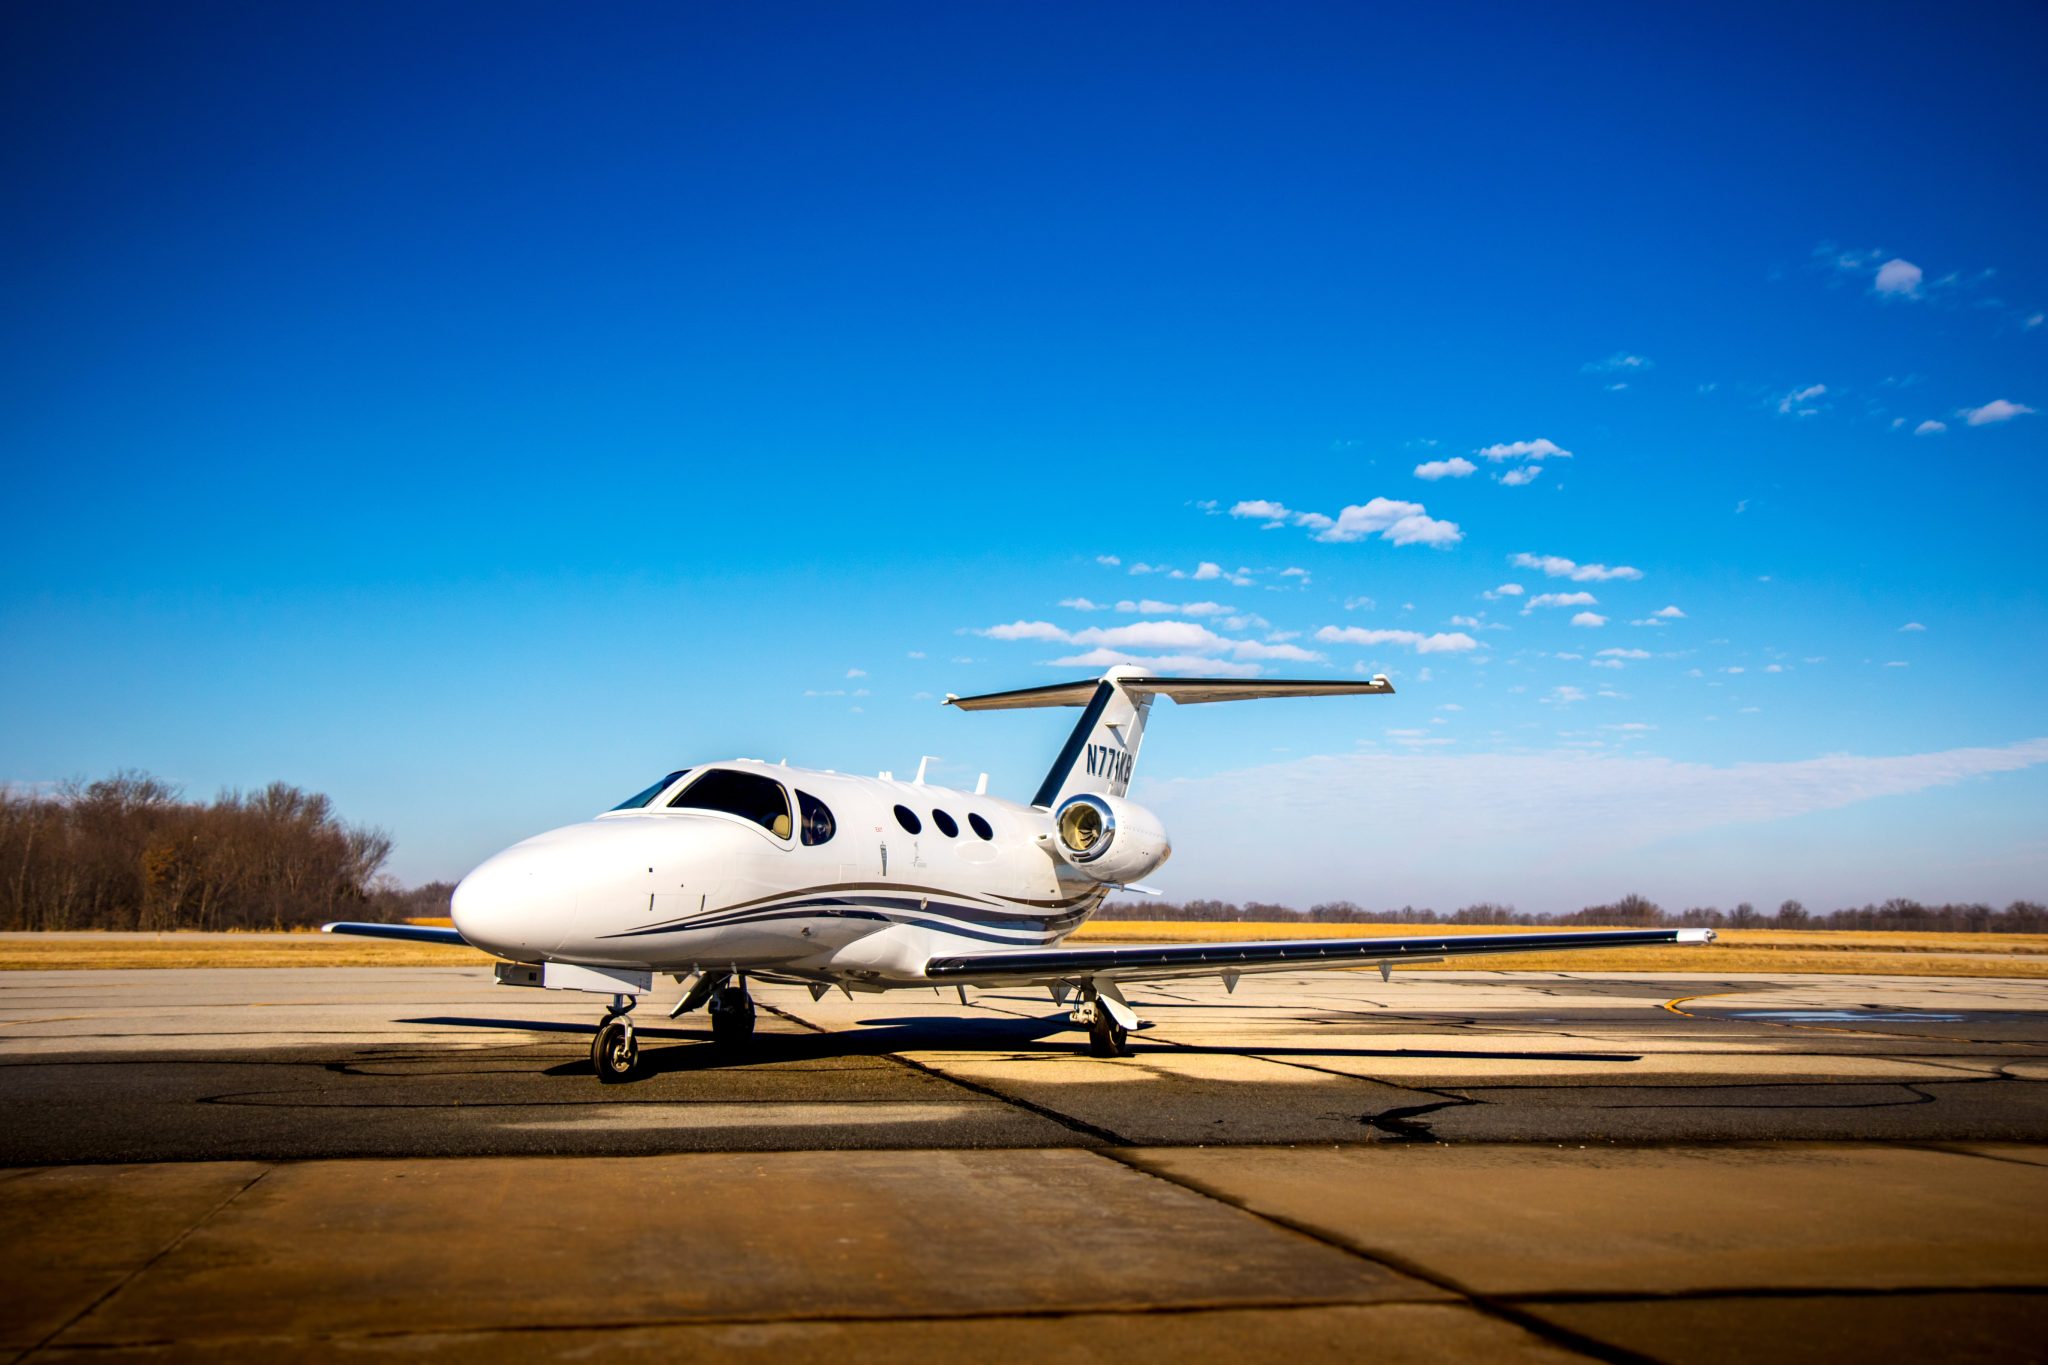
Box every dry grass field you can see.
[1,920,2044,976]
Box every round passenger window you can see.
[931,809,958,838]
[968,813,994,840]
[892,804,922,835]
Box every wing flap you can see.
[321,921,471,947]
[926,927,1713,986]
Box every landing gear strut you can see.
[591,993,641,1083]
[708,977,756,1052]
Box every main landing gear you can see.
[1070,993,1132,1058]
[591,993,640,1083]
[708,979,756,1052]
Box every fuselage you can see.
[449,761,1112,988]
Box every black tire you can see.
[591,1016,640,1082]
[709,987,756,1051]
[1087,1014,1129,1058]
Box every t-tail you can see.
[944,664,1394,808]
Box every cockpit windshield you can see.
[610,770,690,811]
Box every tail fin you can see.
[945,665,1394,808]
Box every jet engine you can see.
[1049,793,1171,884]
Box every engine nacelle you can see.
[1050,793,1172,884]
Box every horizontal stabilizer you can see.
[321,921,470,947]
[945,674,1393,710]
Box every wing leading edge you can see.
[926,926,1715,987]
[322,921,471,947]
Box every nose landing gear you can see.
[591,993,641,1083]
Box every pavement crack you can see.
[18,1164,271,1360]
[755,1000,1133,1146]
[1101,1150,1661,1365]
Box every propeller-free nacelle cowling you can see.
[1051,793,1171,884]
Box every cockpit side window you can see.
[796,790,836,846]
[611,770,690,811]
[668,769,792,838]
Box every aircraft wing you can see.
[924,926,1714,987]
[322,921,471,947]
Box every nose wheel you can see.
[708,979,756,1052]
[591,995,642,1083]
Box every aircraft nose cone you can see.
[451,842,573,959]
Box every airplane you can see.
[325,664,1714,1080]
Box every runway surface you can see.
[4,965,2045,1361]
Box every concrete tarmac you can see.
[3,965,2045,1361]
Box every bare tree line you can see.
[0,773,394,931]
[1100,893,2048,933]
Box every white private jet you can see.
[326,664,1713,1080]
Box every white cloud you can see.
[1128,562,1158,574]
[1344,595,1377,611]
[1583,353,1651,374]
[1058,597,1104,611]
[1095,555,1121,566]
[1654,605,1685,618]
[1523,591,1599,614]
[1570,612,1608,628]
[2025,313,2044,330]
[1229,500,1291,522]
[1116,599,1178,614]
[846,668,866,678]
[1511,553,1643,583]
[1193,561,1223,581]
[1180,602,1232,617]
[1048,649,1263,678]
[1874,258,1923,296]
[1498,465,1542,487]
[1414,457,1477,481]
[1280,567,1309,579]
[1476,438,1571,462]
[1546,686,1588,705]
[979,620,1068,642]
[1914,420,1947,436]
[907,650,926,659]
[1960,398,2035,426]
[1314,626,1480,654]
[1778,383,1828,417]
[1293,511,1334,532]
[1230,639,1324,662]
[1071,621,1227,651]
[1309,497,1458,547]
[1899,622,1926,632]
[1483,583,1525,600]
[1598,648,1651,659]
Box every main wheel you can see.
[591,1016,640,1082]
[1087,1014,1130,1058]
[709,986,756,1051]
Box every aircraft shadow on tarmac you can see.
[400,1014,1642,1078]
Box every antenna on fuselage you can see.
[975,773,988,795]
[913,755,939,785]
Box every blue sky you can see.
[3,2,2043,911]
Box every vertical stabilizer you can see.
[1031,667,1155,808]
